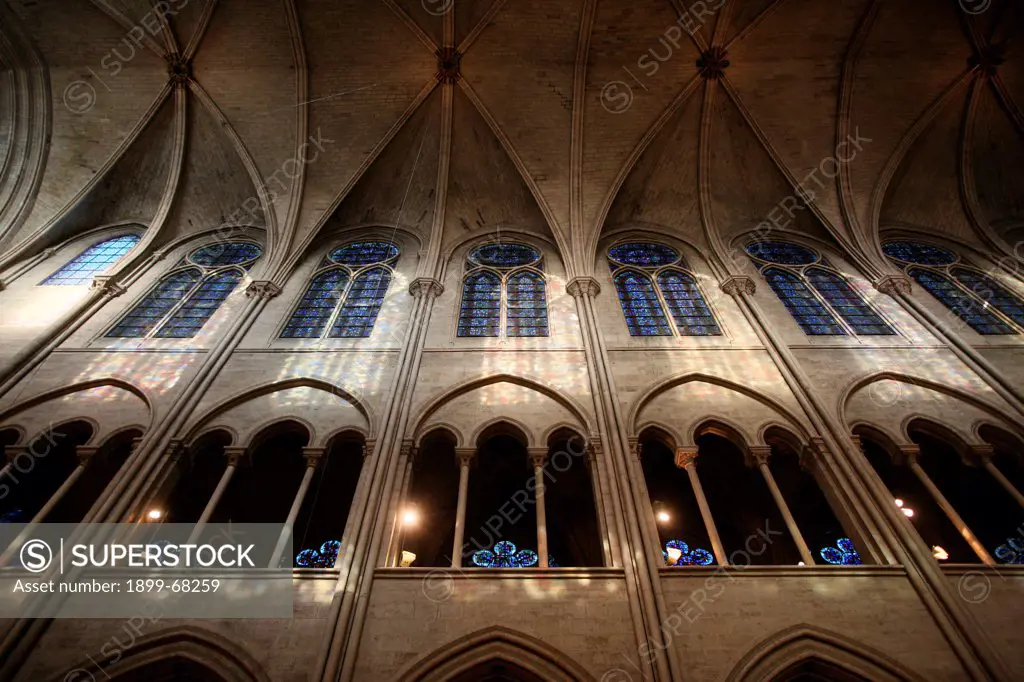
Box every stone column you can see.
[750,446,814,565]
[528,447,550,569]
[386,440,416,567]
[902,445,994,565]
[972,444,1024,509]
[675,446,728,566]
[188,446,246,544]
[451,447,475,568]
[0,445,98,567]
[269,447,324,568]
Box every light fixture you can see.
[147,509,162,521]
[798,561,806,567]
[932,546,949,561]
[895,499,914,518]
[402,508,420,527]
[400,551,417,567]
[666,546,682,566]
[656,511,671,524]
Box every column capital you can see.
[454,447,476,467]
[408,277,444,298]
[75,445,101,465]
[244,281,283,299]
[967,443,996,465]
[362,439,376,459]
[90,276,127,298]
[399,439,415,459]
[165,438,186,463]
[748,445,772,466]
[674,446,699,470]
[222,446,248,467]
[897,444,921,466]
[875,275,912,297]
[5,445,29,462]
[527,447,549,468]
[302,447,326,468]
[627,437,641,461]
[720,276,756,297]
[566,277,601,299]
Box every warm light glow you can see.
[656,511,671,524]
[400,551,417,567]
[902,508,915,518]
[932,546,949,561]
[147,509,162,521]
[798,561,806,566]
[402,508,420,527]
[666,547,682,566]
[894,499,904,508]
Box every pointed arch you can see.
[725,624,925,682]
[49,626,270,682]
[410,373,595,443]
[0,379,154,431]
[182,378,375,443]
[628,372,810,442]
[395,626,596,682]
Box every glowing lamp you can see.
[932,546,949,561]
[400,551,417,567]
[656,511,671,524]
[666,547,682,566]
[402,508,419,527]
[147,509,162,521]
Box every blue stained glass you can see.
[42,235,140,285]
[746,241,818,265]
[614,271,672,336]
[458,272,501,337]
[154,270,244,338]
[820,538,862,566]
[189,242,262,267]
[883,241,957,266]
[106,268,202,338]
[469,243,541,268]
[763,268,846,335]
[806,268,894,335]
[506,271,548,337]
[609,243,680,267]
[909,268,1014,335]
[472,541,539,568]
[951,268,1024,329]
[330,242,399,267]
[330,268,391,338]
[295,540,341,568]
[663,540,715,566]
[657,270,721,336]
[281,269,349,338]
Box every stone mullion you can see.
[569,277,682,682]
[723,276,1011,681]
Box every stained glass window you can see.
[806,268,894,335]
[107,241,262,339]
[154,270,244,338]
[764,268,846,335]
[506,271,548,337]
[189,242,262,267]
[331,268,391,338]
[42,235,140,285]
[458,272,501,337]
[614,271,672,336]
[470,243,540,267]
[607,243,721,338]
[458,243,548,338]
[909,268,1013,335]
[106,269,201,338]
[280,270,349,338]
[882,241,956,266]
[746,241,818,265]
[280,242,398,340]
[657,270,720,336]
[951,268,1024,328]
[330,242,399,266]
[608,243,680,267]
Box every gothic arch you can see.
[628,372,809,442]
[409,373,594,442]
[692,417,755,454]
[0,378,154,428]
[182,377,375,445]
[725,624,925,682]
[48,626,270,682]
[471,417,533,449]
[395,626,596,682]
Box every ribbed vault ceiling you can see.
[0,0,1021,281]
